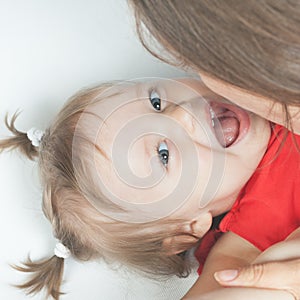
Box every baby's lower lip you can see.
[207,101,250,148]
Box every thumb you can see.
[214,260,300,299]
[214,264,275,287]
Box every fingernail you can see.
[214,269,238,282]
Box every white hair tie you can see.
[27,128,44,147]
[54,242,71,259]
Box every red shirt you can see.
[196,125,300,274]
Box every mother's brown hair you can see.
[129,0,300,107]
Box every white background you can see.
[0,1,197,299]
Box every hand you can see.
[183,287,294,300]
[214,259,300,300]
[214,228,300,300]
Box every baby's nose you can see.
[167,102,196,134]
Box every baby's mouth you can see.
[209,102,250,148]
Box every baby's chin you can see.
[227,108,270,154]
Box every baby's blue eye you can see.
[149,90,161,111]
[157,141,169,167]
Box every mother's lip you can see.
[207,101,250,147]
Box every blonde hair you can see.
[129,0,300,127]
[0,83,199,300]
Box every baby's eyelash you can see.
[156,141,169,168]
[148,87,162,111]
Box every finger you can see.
[214,260,300,299]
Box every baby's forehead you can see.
[92,82,142,113]
[81,83,137,145]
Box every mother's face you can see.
[200,74,300,135]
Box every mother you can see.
[129,1,300,299]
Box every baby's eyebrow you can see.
[94,143,109,161]
[77,109,110,162]
[136,82,145,100]
[93,120,110,162]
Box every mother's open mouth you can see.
[209,102,250,148]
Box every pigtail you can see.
[0,112,39,160]
[12,255,65,300]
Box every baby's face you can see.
[78,78,270,225]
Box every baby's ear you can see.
[162,234,199,255]
[162,213,213,255]
[189,212,213,238]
